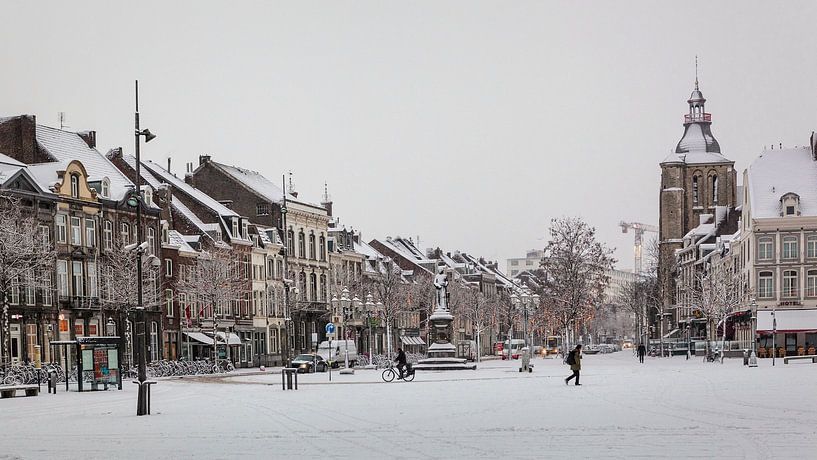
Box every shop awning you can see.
[183,332,215,345]
[400,336,426,346]
[215,332,242,345]
[756,309,817,333]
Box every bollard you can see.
[281,368,298,390]
[743,349,749,366]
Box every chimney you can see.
[105,147,123,160]
[167,157,171,174]
[199,155,211,165]
[78,130,96,148]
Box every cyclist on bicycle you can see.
[395,348,407,379]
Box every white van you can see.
[502,339,527,359]
[317,340,359,368]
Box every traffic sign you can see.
[325,322,335,335]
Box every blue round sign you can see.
[325,323,335,334]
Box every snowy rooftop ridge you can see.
[34,125,134,200]
[747,147,817,219]
[142,160,238,218]
[212,161,284,203]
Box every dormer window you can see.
[70,174,80,198]
[101,178,109,198]
[780,193,801,217]
[143,187,153,206]
[242,220,248,239]
[232,218,239,239]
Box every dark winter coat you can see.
[570,351,582,371]
[395,350,407,365]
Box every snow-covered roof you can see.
[747,147,817,219]
[0,152,25,168]
[121,154,163,190]
[34,125,135,200]
[165,230,199,255]
[213,162,284,203]
[142,160,237,218]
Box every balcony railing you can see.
[684,113,711,123]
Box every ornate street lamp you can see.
[365,294,375,366]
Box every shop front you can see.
[756,309,817,357]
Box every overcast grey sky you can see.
[3,1,817,270]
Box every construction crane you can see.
[619,221,659,274]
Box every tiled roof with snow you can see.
[748,147,817,219]
[213,162,284,203]
[142,160,237,217]
[121,154,163,190]
[35,125,135,200]
[165,230,199,255]
[0,152,25,167]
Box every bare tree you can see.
[0,195,56,365]
[99,238,162,367]
[541,217,615,350]
[458,282,491,362]
[368,258,411,358]
[175,247,249,361]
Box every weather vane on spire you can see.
[695,55,699,90]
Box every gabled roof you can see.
[164,230,199,256]
[142,160,237,217]
[34,125,134,200]
[747,147,817,219]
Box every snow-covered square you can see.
[3,353,816,459]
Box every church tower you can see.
[658,79,737,312]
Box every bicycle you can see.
[381,362,414,382]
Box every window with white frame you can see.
[41,270,52,306]
[758,237,773,260]
[71,261,84,296]
[87,261,98,298]
[101,179,109,198]
[70,174,80,198]
[165,289,174,317]
[242,220,248,239]
[70,217,82,246]
[55,214,67,243]
[85,219,96,248]
[256,203,269,216]
[147,227,155,255]
[150,322,159,362]
[808,270,817,297]
[39,225,50,248]
[783,270,798,298]
[103,220,113,250]
[121,222,130,245]
[782,236,799,260]
[807,235,817,259]
[24,271,35,306]
[232,219,239,239]
[57,260,68,296]
[758,271,773,299]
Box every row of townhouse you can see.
[0,113,521,367]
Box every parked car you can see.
[291,354,328,373]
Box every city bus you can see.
[544,336,562,357]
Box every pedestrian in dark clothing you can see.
[637,344,646,363]
[395,348,407,379]
[564,345,582,386]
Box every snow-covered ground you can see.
[3,352,817,459]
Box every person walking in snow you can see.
[637,344,646,364]
[564,344,582,386]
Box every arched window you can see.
[319,274,327,301]
[692,175,700,205]
[70,174,80,198]
[309,273,317,301]
[783,270,798,298]
[758,271,773,299]
[101,179,109,198]
[319,235,326,261]
[298,231,306,258]
[711,175,718,204]
[298,272,307,300]
[309,233,316,260]
[757,236,773,260]
[287,229,294,254]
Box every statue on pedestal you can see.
[434,268,448,311]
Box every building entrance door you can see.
[10,324,22,363]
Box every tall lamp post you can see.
[508,292,518,359]
[771,303,777,367]
[364,294,375,367]
[749,296,758,367]
[132,79,157,416]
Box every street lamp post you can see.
[509,292,518,359]
[749,296,758,367]
[365,294,375,367]
[132,80,157,417]
[772,303,777,367]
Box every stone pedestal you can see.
[414,306,476,371]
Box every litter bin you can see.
[282,368,298,390]
[519,347,533,373]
